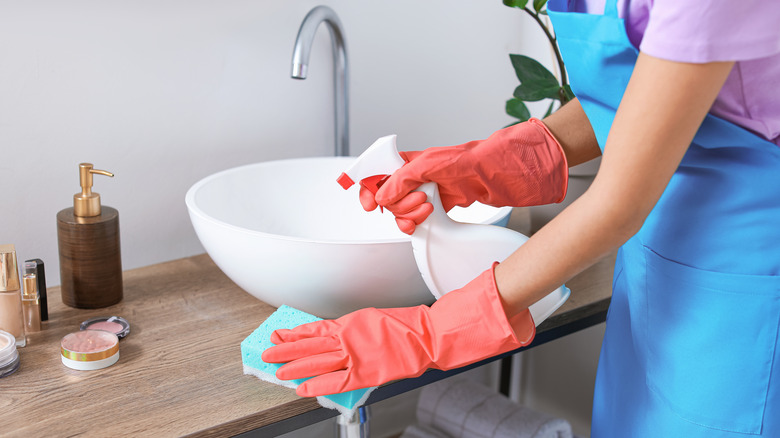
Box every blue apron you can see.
[547,0,780,436]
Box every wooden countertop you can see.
[0,252,614,437]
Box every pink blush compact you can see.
[88,321,123,332]
[80,316,130,339]
[61,330,119,370]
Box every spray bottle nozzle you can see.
[335,135,406,194]
[337,173,390,197]
[337,173,355,190]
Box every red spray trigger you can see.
[360,174,390,212]
[359,174,390,195]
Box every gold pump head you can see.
[73,163,114,217]
[0,244,20,292]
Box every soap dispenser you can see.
[57,163,123,309]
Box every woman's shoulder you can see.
[629,0,780,63]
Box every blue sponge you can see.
[241,305,375,418]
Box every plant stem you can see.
[523,7,567,88]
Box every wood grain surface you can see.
[0,255,319,437]
[0,252,613,437]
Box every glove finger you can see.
[262,335,341,363]
[399,150,423,163]
[358,186,379,212]
[384,191,427,215]
[392,202,434,226]
[275,350,348,381]
[297,370,356,397]
[375,166,428,207]
[395,217,416,235]
[270,319,341,344]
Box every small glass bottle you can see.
[0,244,26,347]
[22,262,41,334]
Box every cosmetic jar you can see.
[61,330,119,371]
[0,330,21,378]
[80,316,130,339]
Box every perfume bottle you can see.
[22,261,41,334]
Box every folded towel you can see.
[241,305,376,419]
[400,424,452,438]
[415,376,572,438]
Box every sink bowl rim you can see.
[185,157,512,246]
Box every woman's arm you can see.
[543,98,603,168]
[496,53,734,316]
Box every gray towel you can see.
[413,376,572,438]
[400,424,452,438]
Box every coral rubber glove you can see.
[262,263,535,397]
[360,118,568,234]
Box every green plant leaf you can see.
[510,54,558,84]
[514,83,561,101]
[543,100,556,118]
[510,54,560,101]
[503,0,529,8]
[562,84,576,101]
[506,98,531,122]
[533,0,547,13]
[510,54,559,92]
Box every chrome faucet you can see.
[291,6,349,157]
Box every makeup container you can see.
[24,259,47,321]
[80,316,130,339]
[57,163,123,309]
[0,330,21,378]
[60,330,119,371]
[0,244,25,347]
[21,262,41,334]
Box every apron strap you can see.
[604,0,620,17]
[545,0,566,13]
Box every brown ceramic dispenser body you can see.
[57,163,123,309]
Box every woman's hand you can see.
[262,264,534,397]
[358,118,572,234]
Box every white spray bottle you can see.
[337,135,570,326]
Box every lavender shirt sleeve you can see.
[639,1,780,63]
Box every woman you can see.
[264,0,780,435]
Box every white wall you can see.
[0,1,602,436]
[1,0,551,277]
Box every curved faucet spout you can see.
[291,6,349,157]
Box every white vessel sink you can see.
[185,157,512,318]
